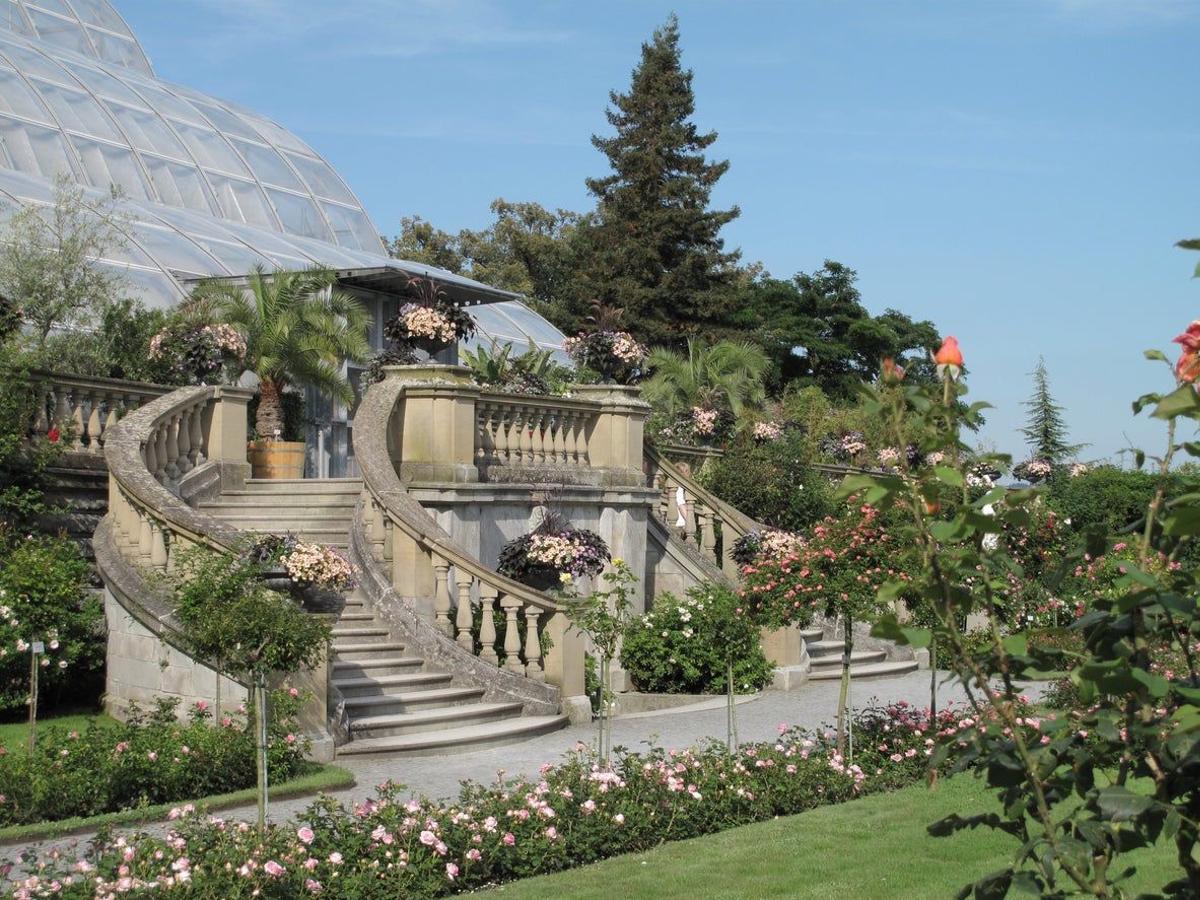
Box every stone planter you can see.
[247,439,305,479]
[760,623,810,690]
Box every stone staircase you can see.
[800,626,919,681]
[199,478,567,756]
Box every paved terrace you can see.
[2,670,1045,865]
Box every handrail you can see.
[644,442,762,536]
[353,370,580,692]
[24,369,172,457]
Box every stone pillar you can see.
[280,619,335,763]
[761,624,811,690]
[571,384,650,488]
[207,387,254,489]
[384,365,480,484]
[542,610,591,724]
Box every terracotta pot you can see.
[247,440,305,479]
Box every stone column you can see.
[384,365,480,484]
[207,387,254,490]
[571,384,650,488]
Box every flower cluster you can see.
[650,406,735,447]
[691,406,718,436]
[739,505,914,629]
[818,430,867,462]
[393,304,459,344]
[877,446,902,468]
[730,529,806,567]
[1012,458,1054,483]
[148,323,246,384]
[563,331,648,384]
[281,542,355,592]
[751,421,783,442]
[497,526,610,588]
[10,701,1055,899]
[1068,462,1089,478]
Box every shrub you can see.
[1044,465,1159,535]
[701,429,831,531]
[0,531,102,714]
[0,350,62,527]
[0,694,309,826]
[622,584,773,695]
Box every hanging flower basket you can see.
[497,525,610,590]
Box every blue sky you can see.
[119,0,1198,463]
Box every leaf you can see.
[1152,384,1200,420]
[935,466,964,488]
[1001,633,1028,656]
[1132,393,1162,415]
[1097,786,1155,821]
[1144,349,1169,362]
[970,869,1014,900]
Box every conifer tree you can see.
[1020,357,1082,462]
[583,15,741,346]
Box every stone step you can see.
[347,701,525,739]
[338,714,568,757]
[333,671,452,697]
[204,514,354,530]
[806,639,847,657]
[337,612,376,623]
[800,627,825,642]
[200,493,358,509]
[333,657,424,677]
[331,626,390,640]
[341,686,485,715]
[243,478,361,494]
[808,660,920,681]
[809,649,888,668]
[334,641,407,660]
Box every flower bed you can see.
[0,695,309,828]
[7,700,1051,898]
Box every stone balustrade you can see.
[26,370,170,458]
[352,367,591,719]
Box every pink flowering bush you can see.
[6,702,1032,898]
[0,694,309,827]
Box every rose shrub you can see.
[7,700,1052,898]
[0,694,309,827]
[621,584,773,695]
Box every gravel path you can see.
[1,670,1044,864]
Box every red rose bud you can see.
[47,426,60,443]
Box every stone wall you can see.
[104,590,246,720]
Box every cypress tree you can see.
[583,15,740,346]
[1020,357,1082,462]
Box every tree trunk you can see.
[929,635,938,722]
[256,378,285,441]
[836,617,853,757]
[254,675,269,833]
[726,654,738,752]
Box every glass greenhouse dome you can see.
[0,0,569,361]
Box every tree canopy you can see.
[1020,356,1082,462]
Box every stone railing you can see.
[644,443,763,581]
[352,366,603,720]
[475,393,599,482]
[26,370,170,460]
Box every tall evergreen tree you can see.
[583,14,741,346]
[1020,357,1082,462]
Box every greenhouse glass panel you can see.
[122,80,203,125]
[207,172,277,229]
[266,188,332,242]
[1,2,34,36]
[70,136,150,199]
[230,109,311,155]
[0,66,52,122]
[103,101,186,158]
[62,60,145,106]
[0,35,68,81]
[285,152,355,204]
[231,139,302,190]
[190,236,270,274]
[130,221,225,276]
[33,78,120,139]
[140,155,214,213]
[103,263,181,309]
[186,99,261,141]
[66,0,130,35]
[321,201,381,253]
[85,28,144,72]
[26,10,90,56]
[26,0,71,16]
[0,115,75,179]
[173,122,248,175]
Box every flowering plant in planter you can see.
[818,430,867,462]
[751,420,783,443]
[497,516,610,589]
[1012,457,1054,483]
[148,321,246,384]
[383,276,475,352]
[246,535,355,592]
[730,528,806,567]
[563,330,648,384]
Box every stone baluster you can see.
[523,605,544,680]
[548,414,565,465]
[153,423,169,483]
[515,408,531,464]
[478,584,499,664]
[52,388,71,437]
[577,414,592,466]
[189,401,207,467]
[164,415,182,480]
[70,389,87,451]
[699,505,718,562]
[150,521,168,569]
[138,511,154,565]
[31,383,50,435]
[432,555,453,636]
[455,569,474,651]
[529,408,545,465]
[142,432,157,482]
[85,392,105,453]
[175,409,193,475]
[501,597,523,673]
[101,398,121,450]
[368,499,385,561]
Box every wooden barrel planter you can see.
[247,440,305,479]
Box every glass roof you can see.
[0,1,569,361]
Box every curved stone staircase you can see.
[199,477,566,756]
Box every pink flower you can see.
[613,813,625,825]
[466,849,482,862]
[446,863,460,880]
[305,878,322,893]
[419,830,437,847]
[503,832,516,846]
[304,858,318,871]
[297,826,315,845]
[327,852,343,866]
[545,826,558,840]
[263,860,285,877]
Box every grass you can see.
[0,710,119,748]
[491,776,1181,899]
[0,762,356,844]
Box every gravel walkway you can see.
[1,670,1044,864]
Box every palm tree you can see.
[643,338,770,417]
[191,267,370,439]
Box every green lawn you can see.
[0,710,117,747]
[492,776,1180,900]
